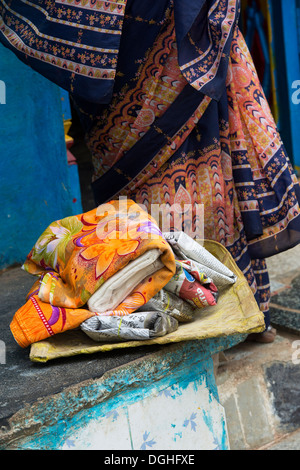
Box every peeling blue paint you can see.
[202,408,229,450]
[2,336,241,450]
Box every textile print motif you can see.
[125,29,297,326]
[0,0,127,102]
[88,14,186,181]
[10,200,176,347]
[228,29,300,258]
[175,0,238,100]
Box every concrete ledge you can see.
[1,265,243,450]
[216,329,300,450]
[0,336,241,450]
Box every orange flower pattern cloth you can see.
[10,200,176,347]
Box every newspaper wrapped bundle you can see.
[81,311,178,342]
[164,259,219,309]
[137,288,195,323]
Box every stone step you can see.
[269,274,300,335]
[267,244,300,335]
[215,328,300,450]
[261,428,300,450]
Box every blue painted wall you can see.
[280,0,300,170]
[0,44,82,269]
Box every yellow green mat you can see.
[30,240,265,362]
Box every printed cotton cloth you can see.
[10,200,176,347]
[81,311,178,342]
[164,260,219,309]
[0,0,127,104]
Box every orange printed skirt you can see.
[82,10,300,330]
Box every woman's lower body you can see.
[79,8,300,342]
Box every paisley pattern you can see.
[88,16,187,179]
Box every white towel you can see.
[87,249,164,313]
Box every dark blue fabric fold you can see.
[174,0,206,47]
[175,0,240,101]
[0,0,128,103]
[0,0,240,104]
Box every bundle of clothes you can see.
[10,200,237,347]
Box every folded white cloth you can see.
[87,249,164,313]
[163,232,237,287]
[81,311,178,342]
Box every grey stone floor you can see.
[266,428,300,450]
[216,328,300,450]
[267,244,300,294]
[267,244,300,336]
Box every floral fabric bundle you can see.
[10,200,176,347]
